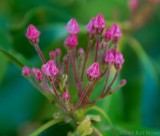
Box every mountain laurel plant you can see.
[22,13,126,135]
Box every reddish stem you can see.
[51,80,67,111]
[102,42,109,61]
[65,51,71,76]
[81,40,93,82]
[95,35,101,61]
[78,56,83,77]
[72,82,92,111]
[82,67,109,105]
[103,70,119,97]
[34,44,46,64]
[71,48,79,89]
[100,67,111,98]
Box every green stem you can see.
[88,106,118,136]
[92,125,103,136]
[30,118,63,136]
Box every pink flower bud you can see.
[55,48,61,56]
[22,66,31,77]
[128,0,139,11]
[41,60,59,76]
[78,48,84,56]
[31,67,37,75]
[104,28,112,42]
[25,24,40,45]
[104,50,115,65]
[111,24,122,43]
[86,18,96,39]
[35,69,43,82]
[120,79,127,86]
[66,18,80,34]
[49,51,56,59]
[94,13,106,29]
[87,62,101,79]
[62,92,70,100]
[64,34,78,49]
[114,51,124,70]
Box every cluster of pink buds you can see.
[22,13,126,112]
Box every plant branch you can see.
[88,106,118,136]
[81,39,93,82]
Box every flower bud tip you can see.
[62,92,70,100]
[41,60,59,76]
[87,62,101,79]
[64,34,78,49]
[120,79,127,86]
[22,66,31,77]
[25,24,40,45]
[66,18,80,34]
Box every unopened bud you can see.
[66,18,80,34]
[49,51,56,59]
[128,0,139,12]
[78,48,84,56]
[93,13,106,34]
[111,24,122,43]
[86,17,96,39]
[31,67,37,75]
[120,79,127,86]
[87,62,101,81]
[35,69,43,82]
[25,24,40,45]
[114,51,124,70]
[62,92,70,100]
[55,48,61,56]
[104,50,115,65]
[41,60,59,76]
[64,34,78,49]
[104,28,112,42]
[22,66,31,77]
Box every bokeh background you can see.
[0,0,160,135]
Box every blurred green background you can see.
[0,0,160,135]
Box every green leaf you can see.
[88,106,118,136]
[9,6,71,31]
[124,36,159,127]
[0,65,46,134]
[31,120,73,136]
[0,48,27,68]
[0,54,8,85]
[0,28,11,50]
[126,36,158,83]
[30,118,63,136]
[77,116,93,136]
[87,115,101,122]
